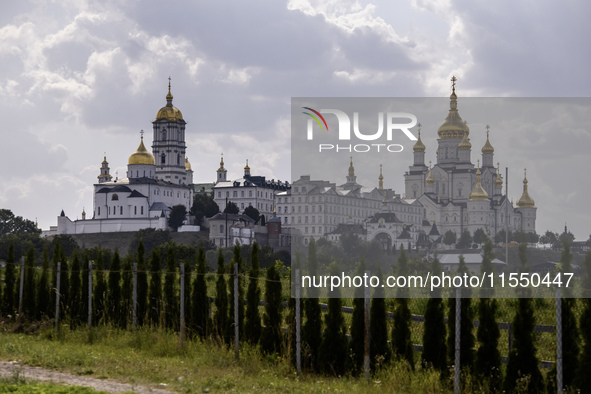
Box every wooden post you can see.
[454,287,461,394]
[180,262,185,346]
[556,286,563,394]
[234,260,239,361]
[88,261,92,329]
[295,269,301,377]
[364,271,370,382]
[18,256,25,319]
[55,262,61,334]
[132,262,137,329]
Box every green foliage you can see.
[182,256,192,335]
[147,248,162,327]
[0,208,40,237]
[168,204,187,231]
[392,246,413,369]
[243,206,260,223]
[422,255,446,375]
[504,240,543,393]
[58,245,69,321]
[447,256,474,375]
[22,247,36,318]
[80,251,89,324]
[370,265,391,371]
[223,201,239,214]
[69,250,81,327]
[93,249,107,325]
[318,262,348,375]
[456,230,473,249]
[261,261,283,355]
[192,245,210,339]
[576,252,591,389]
[107,249,122,327]
[244,243,262,344]
[227,243,245,342]
[2,241,16,316]
[442,230,456,246]
[214,249,229,343]
[473,228,486,245]
[121,255,133,329]
[348,260,366,375]
[475,238,501,389]
[539,230,558,245]
[163,244,178,330]
[136,239,148,326]
[36,245,50,319]
[190,192,220,225]
[303,238,322,371]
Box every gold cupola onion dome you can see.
[481,126,494,154]
[348,157,355,176]
[458,133,472,150]
[128,136,155,165]
[516,169,536,208]
[155,78,184,121]
[425,162,435,185]
[185,157,192,171]
[218,154,226,171]
[437,76,470,140]
[495,164,503,187]
[469,167,489,201]
[413,126,426,152]
[244,159,250,172]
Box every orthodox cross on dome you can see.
[524,168,527,177]
[477,159,480,168]
[451,75,457,93]
[417,122,422,136]
[486,124,490,137]
[168,76,171,90]
[140,129,144,139]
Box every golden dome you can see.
[481,126,494,154]
[155,79,184,122]
[425,163,435,185]
[348,157,355,176]
[185,157,192,171]
[495,166,503,187]
[469,168,489,201]
[516,169,535,208]
[458,134,472,150]
[128,137,155,165]
[218,154,226,171]
[244,159,250,171]
[413,127,426,152]
[102,155,108,164]
[437,76,470,140]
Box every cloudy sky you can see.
[1,0,590,240]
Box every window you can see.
[249,190,253,197]
[241,191,244,197]
[241,203,244,209]
[161,130,167,140]
[218,191,221,198]
[226,191,229,198]
[111,194,119,201]
[220,224,224,233]
[141,206,144,215]
[161,154,165,164]
[134,206,137,215]
[278,207,282,213]
[98,207,100,215]
[120,206,123,215]
[233,191,237,197]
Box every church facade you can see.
[46,81,195,235]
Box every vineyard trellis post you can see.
[364,270,370,382]
[296,269,301,377]
[55,262,61,334]
[18,256,24,320]
[88,261,92,329]
[180,262,185,347]
[556,286,562,394]
[132,262,137,329]
[234,260,239,361]
[454,287,461,394]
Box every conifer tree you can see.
[245,243,262,344]
[575,251,591,390]
[475,238,501,389]
[108,249,122,326]
[163,243,178,330]
[23,247,36,318]
[192,245,209,339]
[136,239,148,326]
[303,238,322,371]
[50,240,60,317]
[392,245,414,369]
[348,259,366,375]
[447,255,474,374]
[182,256,192,335]
[58,244,69,320]
[422,254,447,374]
[2,241,16,316]
[69,250,81,327]
[227,243,244,342]
[93,249,107,325]
[370,265,391,371]
[121,255,133,329]
[148,248,162,326]
[318,262,348,375]
[287,253,301,367]
[80,250,89,323]
[504,239,543,393]
[214,249,229,342]
[36,245,50,319]
[261,260,283,355]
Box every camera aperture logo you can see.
[302,107,418,153]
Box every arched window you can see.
[161,154,166,164]
[111,194,119,201]
[161,129,167,140]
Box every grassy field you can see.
[0,379,108,393]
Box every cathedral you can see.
[404,77,536,240]
[47,80,196,235]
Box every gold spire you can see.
[413,123,426,152]
[378,164,384,190]
[438,76,470,140]
[218,153,226,171]
[185,157,192,171]
[516,168,536,208]
[244,159,250,171]
[82,207,86,216]
[102,155,108,164]
[458,133,472,150]
[481,125,494,154]
[156,77,183,121]
[495,162,503,187]
[348,156,355,177]
[426,161,435,185]
[469,165,489,201]
[128,132,155,165]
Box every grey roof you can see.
[149,202,171,211]
[436,254,506,266]
[209,213,255,223]
[128,190,147,198]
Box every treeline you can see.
[2,237,591,393]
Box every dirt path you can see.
[0,361,172,393]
